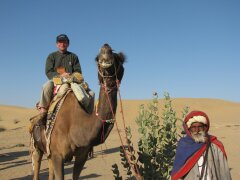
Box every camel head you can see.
[95,43,125,87]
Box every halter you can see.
[97,58,121,93]
[97,58,122,79]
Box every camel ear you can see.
[118,52,126,64]
[117,66,124,82]
[95,55,99,62]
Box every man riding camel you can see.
[29,34,85,134]
[38,34,82,113]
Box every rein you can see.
[96,61,142,179]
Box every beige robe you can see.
[180,144,232,180]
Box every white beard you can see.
[191,131,207,143]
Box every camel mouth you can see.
[98,56,114,69]
[99,60,113,68]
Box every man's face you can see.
[189,122,207,143]
[56,40,69,52]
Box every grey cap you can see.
[56,34,69,43]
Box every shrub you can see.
[112,92,188,179]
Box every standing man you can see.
[38,34,82,113]
[171,110,232,180]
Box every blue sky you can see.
[0,0,239,108]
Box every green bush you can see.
[112,92,188,179]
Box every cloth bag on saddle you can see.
[53,72,95,113]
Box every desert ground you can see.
[0,98,239,179]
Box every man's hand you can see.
[61,72,70,78]
[56,67,66,74]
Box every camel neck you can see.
[90,86,118,146]
[97,87,117,118]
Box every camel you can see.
[31,43,125,180]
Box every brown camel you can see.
[31,43,125,180]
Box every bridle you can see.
[97,59,122,93]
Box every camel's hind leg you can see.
[72,149,90,180]
[31,148,43,180]
[51,154,64,180]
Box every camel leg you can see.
[88,146,94,159]
[51,154,64,180]
[32,148,43,180]
[72,150,89,180]
[48,158,55,180]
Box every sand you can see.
[0,98,239,179]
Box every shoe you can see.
[40,107,47,113]
[29,112,47,133]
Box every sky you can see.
[0,0,239,108]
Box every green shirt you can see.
[45,51,82,80]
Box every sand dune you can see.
[0,98,239,179]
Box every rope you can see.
[97,60,142,179]
[101,120,105,144]
[113,62,141,177]
[104,83,141,178]
[116,80,141,176]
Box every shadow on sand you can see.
[92,146,121,157]
[0,150,31,172]
[9,166,73,180]
[10,165,101,180]
[0,150,29,163]
[2,146,121,179]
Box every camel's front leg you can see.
[73,147,91,180]
[48,158,55,180]
[51,154,64,180]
